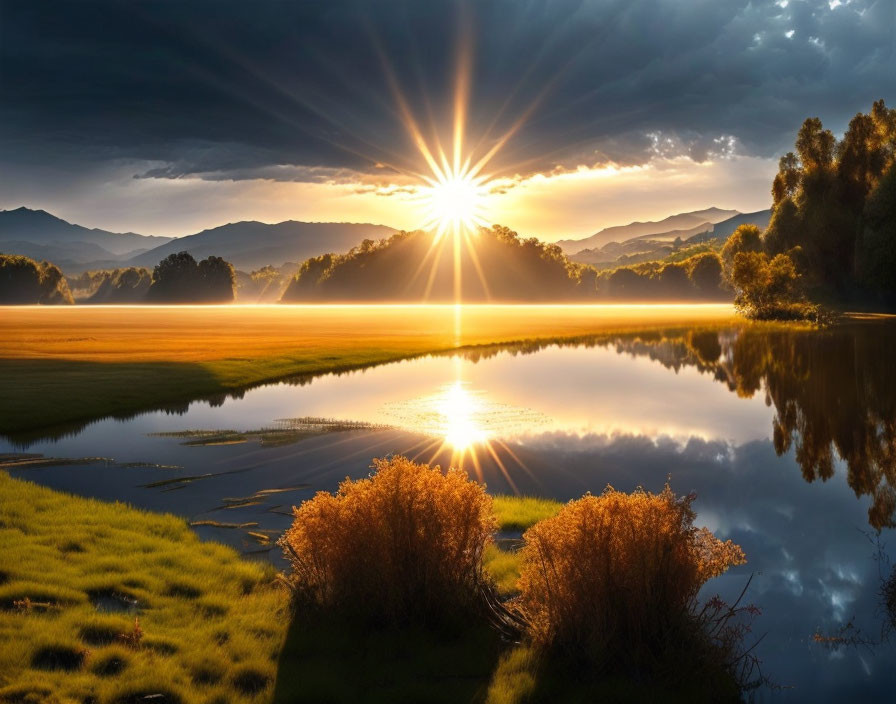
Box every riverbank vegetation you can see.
[516,487,748,696]
[279,456,496,626]
[2,456,753,702]
[277,456,753,702]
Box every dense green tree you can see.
[595,252,728,301]
[771,152,801,206]
[860,164,896,303]
[658,262,689,297]
[763,196,800,255]
[281,226,594,302]
[197,256,236,302]
[685,252,725,298]
[795,117,836,170]
[0,254,73,304]
[81,267,152,303]
[603,267,644,299]
[760,99,896,303]
[730,251,803,319]
[147,251,235,303]
[720,224,762,282]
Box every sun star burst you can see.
[420,167,490,239]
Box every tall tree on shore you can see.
[762,99,896,303]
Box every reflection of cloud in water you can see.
[480,429,893,697]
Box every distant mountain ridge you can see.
[556,207,739,252]
[0,207,395,273]
[568,209,772,267]
[1,205,770,276]
[0,207,172,256]
[127,220,396,272]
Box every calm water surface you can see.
[4,320,896,701]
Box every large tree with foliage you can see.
[0,254,73,304]
[764,99,896,303]
[147,251,235,303]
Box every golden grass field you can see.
[0,304,737,362]
[0,304,737,437]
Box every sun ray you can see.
[421,237,447,301]
[484,442,521,495]
[462,231,491,300]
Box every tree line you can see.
[280,226,729,302]
[1,251,236,304]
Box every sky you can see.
[1,0,894,240]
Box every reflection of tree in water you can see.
[448,321,896,530]
[727,324,896,530]
[615,322,896,530]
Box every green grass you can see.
[492,495,564,532]
[0,471,287,704]
[487,495,564,597]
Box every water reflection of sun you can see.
[381,378,545,490]
[440,381,488,451]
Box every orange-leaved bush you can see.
[516,485,745,670]
[278,455,496,626]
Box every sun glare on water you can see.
[440,381,488,450]
[379,374,546,488]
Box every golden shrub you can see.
[279,455,496,625]
[516,485,745,667]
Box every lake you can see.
[3,318,896,700]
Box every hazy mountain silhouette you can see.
[129,220,396,271]
[556,207,739,252]
[568,209,772,267]
[0,207,172,257]
[0,207,395,274]
[696,209,772,243]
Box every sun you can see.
[421,167,489,238]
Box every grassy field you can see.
[0,304,736,438]
[0,470,564,703]
[0,472,287,704]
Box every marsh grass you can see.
[0,471,287,703]
[279,456,496,627]
[514,485,750,695]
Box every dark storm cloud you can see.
[1,0,894,183]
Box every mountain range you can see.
[556,207,740,252]
[0,208,394,273]
[0,207,174,270]
[562,208,772,268]
[126,220,395,272]
[1,205,770,275]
